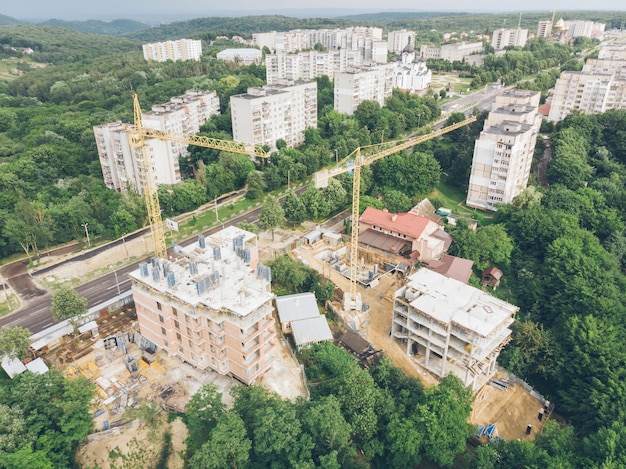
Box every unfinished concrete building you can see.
[391,268,517,390]
[130,227,277,385]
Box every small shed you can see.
[1,355,27,378]
[25,357,49,375]
[482,266,503,289]
[291,316,333,350]
[303,230,323,245]
[275,292,320,334]
[339,329,373,359]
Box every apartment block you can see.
[391,268,517,390]
[548,43,626,122]
[536,20,553,38]
[564,20,605,39]
[142,39,202,62]
[491,28,528,50]
[131,226,277,385]
[334,63,394,115]
[467,90,541,211]
[419,42,484,62]
[216,48,262,65]
[265,49,366,84]
[388,29,416,54]
[94,90,220,194]
[254,27,383,53]
[230,81,317,150]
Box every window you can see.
[179,345,184,354]
[189,339,193,347]
[176,332,182,341]
[161,327,166,335]
[174,320,180,329]
[163,340,168,348]
[172,307,178,317]
[157,302,162,311]
[187,327,192,336]
[159,314,164,323]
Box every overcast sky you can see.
[2,0,624,22]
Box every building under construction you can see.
[130,226,277,385]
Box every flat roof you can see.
[400,268,517,337]
[130,226,273,318]
[291,316,333,346]
[1,355,27,378]
[275,292,319,323]
[25,358,49,375]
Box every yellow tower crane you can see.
[128,93,268,259]
[314,115,476,311]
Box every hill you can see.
[39,18,150,36]
[0,14,23,26]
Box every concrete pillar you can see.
[441,323,452,376]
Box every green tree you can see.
[259,195,285,241]
[245,171,265,200]
[184,384,227,453]
[50,285,87,332]
[282,190,307,226]
[188,413,251,469]
[0,326,31,360]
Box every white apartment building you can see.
[548,43,626,122]
[564,20,605,39]
[393,42,431,92]
[388,29,416,54]
[491,28,528,50]
[467,90,541,211]
[216,48,262,65]
[536,20,553,38]
[252,27,386,61]
[419,42,484,62]
[391,268,517,390]
[334,63,394,115]
[131,226,278,385]
[142,39,202,62]
[230,81,317,151]
[94,90,220,194]
[265,49,366,84]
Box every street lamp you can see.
[81,223,90,247]
[287,169,291,189]
[333,148,338,164]
[109,265,121,296]
[121,232,129,258]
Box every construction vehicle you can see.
[128,93,268,259]
[314,116,477,311]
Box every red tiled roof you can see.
[429,254,474,284]
[538,102,551,117]
[360,207,432,240]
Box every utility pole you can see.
[121,233,129,259]
[81,223,90,247]
[109,266,121,296]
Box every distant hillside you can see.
[0,14,23,26]
[0,25,141,64]
[39,18,150,36]
[338,11,468,21]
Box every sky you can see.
[2,0,625,22]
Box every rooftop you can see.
[129,226,273,318]
[291,316,333,347]
[360,207,434,240]
[398,268,517,337]
[275,292,320,324]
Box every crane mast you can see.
[316,116,477,310]
[129,93,268,260]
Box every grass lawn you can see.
[427,178,495,226]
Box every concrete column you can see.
[441,323,452,376]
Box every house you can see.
[428,254,474,284]
[291,317,333,350]
[482,267,503,289]
[359,207,451,262]
[339,329,374,358]
[1,356,49,379]
[275,292,319,334]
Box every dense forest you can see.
[1,13,626,467]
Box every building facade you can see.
[334,64,394,115]
[265,49,366,84]
[564,20,605,39]
[131,227,277,385]
[216,48,262,65]
[253,27,383,54]
[94,90,220,193]
[230,81,317,150]
[419,42,484,62]
[536,20,553,38]
[391,268,517,390]
[491,28,528,50]
[548,42,626,122]
[388,29,416,54]
[393,42,431,92]
[142,39,202,62]
[467,90,541,211]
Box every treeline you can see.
[184,343,474,468]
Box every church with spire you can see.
[393,39,432,93]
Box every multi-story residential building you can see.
[564,20,605,39]
[131,226,278,385]
[419,42,484,62]
[142,39,202,62]
[393,42,431,92]
[467,90,541,211]
[536,20,553,38]
[216,48,262,65]
[94,90,220,194]
[491,28,528,50]
[265,49,366,84]
[230,81,317,150]
[334,63,394,115]
[388,29,416,54]
[391,268,517,390]
[548,43,626,122]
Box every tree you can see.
[245,171,265,200]
[282,190,307,226]
[185,384,227,454]
[188,413,251,469]
[50,285,87,332]
[259,195,285,241]
[0,404,31,454]
[0,326,31,360]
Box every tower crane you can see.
[314,115,477,311]
[128,93,268,260]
